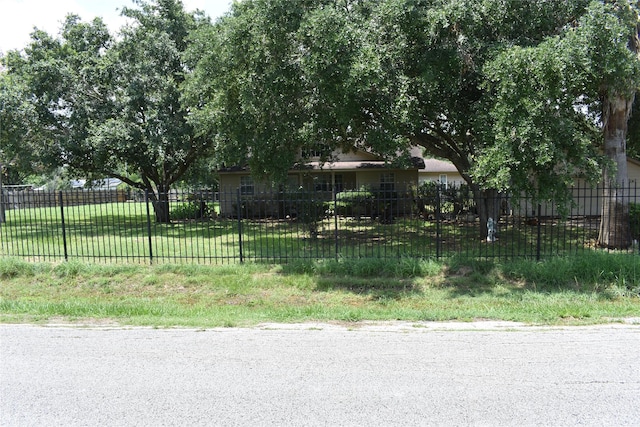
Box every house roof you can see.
[69,178,123,189]
[303,156,425,171]
[304,161,387,171]
[420,158,459,173]
[409,146,459,174]
[219,155,425,173]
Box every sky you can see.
[0,0,234,54]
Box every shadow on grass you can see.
[279,253,640,301]
[313,276,423,301]
[280,258,434,300]
[440,253,640,300]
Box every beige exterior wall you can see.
[217,148,421,216]
[352,170,417,190]
[218,169,420,216]
[515,185,640,218]
[628,159,640,184]
[419,171,465,188]
[514,165,640,218]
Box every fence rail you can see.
[0,184,638,264]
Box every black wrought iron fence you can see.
[0,183,638,264]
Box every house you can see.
[399,146,465,188]
[413,153,640,218]
[628,157,640,183]
[69,178,124,190]
[218,144,640,218]
[416,153,640,191]
[542,157,640,217]
[418,158,465,188]
[217,148,425,217]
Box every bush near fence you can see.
[0,184,638,264]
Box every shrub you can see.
[414,182,474,217]
[282,189,327,238]
[171,201,209,220]
[335,187,376,217]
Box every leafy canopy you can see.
[2,0,213,199]
[479,0,640,202]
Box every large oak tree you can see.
[186,0,602,237]
[0,71,40,186]
[483,1,640,248]
[2,0,213,222]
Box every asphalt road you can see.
[1,322,639,426]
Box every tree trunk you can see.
[598,95,633,249]
[146,184,171,224]
[471,185,501,240]
[152,193,171,223]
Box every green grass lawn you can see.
[0,202,605,263]
[1,253,638,328]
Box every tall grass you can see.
[1,254,638,327]
[501,252,640,296]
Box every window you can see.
[312,174,343,192]
[439,174,448,189]
[302,147,326,158]
[334,174,343,193]
[314,176,331,192]
[240,176,254,195]
[380,173,395,192]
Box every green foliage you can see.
[481,1,640,203]
[0,71,42,184]
[171,201,210,220]
[503,253,640,297]
[1,255,638,327]
[183,0,314,183]
[185,0,629,239]
[307,258,443,279]
[0,258,35,279]
[480,38,603,201]
[335,187,376,217]
[53,260,89,278]
[3,1,214,222]
[414,182,474,217]
[282,189,327,238]
[4,0,640,236]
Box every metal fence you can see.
[0,183,638,264]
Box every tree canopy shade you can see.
[4,0,639,242]
[0,71,40,185]
[2,0,213,222]
[184,0,602,236]
[483,0,640,248]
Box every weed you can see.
[0,258,35,279]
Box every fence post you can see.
[436,185,442,259]
[59,191,68,261]
[334,187,339,261]
[145,190,154,264]
[0,170,4,224]
[237,188,244,263]
[536,203,542,261]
